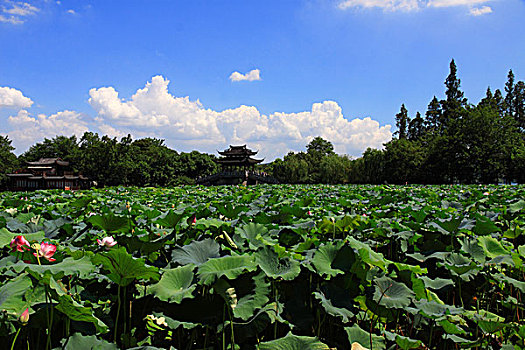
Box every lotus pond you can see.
[1,185,525,349]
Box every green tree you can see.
[319,154,351,184]
[394,104,409,139]
[0,136,18,189]
[505,69,515,117]
[408,111,424,140]
[441,59,467,128]
[424,96,443,132]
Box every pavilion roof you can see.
[218,145,258,157]
[26,158,69,167]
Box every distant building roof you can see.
[218,145,258,157]
[26,158,69,166]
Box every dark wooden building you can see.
[7,158,91,191]
[197,145,278,185]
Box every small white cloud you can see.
[229,69,261,82]
[338,0,420,12]
[66,9,75,15]
[0,1,39,24]
[469,5,492,15]
[338,0,494,14]
[0,86,34,109]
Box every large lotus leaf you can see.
[56,295,109,333]
[61,333,117,350]
[373,277,414,309]
[87,214,131,233]
[0,273,44,316]
[312,242,345,279]
[434,217,462,234]
[233,273,270,320]
[383,331,422,350]
[344,324,385,350]
[477,236,509,259]
[420,276,454,291]
[147,265,196,303]
[414,300,463,318]
[154,210,184,228]
[509,200,525,214]
[257,332,330,349]
[0,228,45,247]
[12,256,96,279]
[171,238,220,266]
[460,238,486,263]
[197,255,257,285]
[235,223,276,250]
[493,273,525,293]
[313,291,354,323]
[348,237,387,271]
[92,247,160,286]
[255,246,301,280]
[151,312,198,330]
[215,203,248,219]
[473,215,501,235]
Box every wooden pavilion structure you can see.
[7,158,91,191]
[197,145,278,185]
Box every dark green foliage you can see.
[0,136,18,189]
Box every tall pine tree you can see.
[395,104,409,139]
[504,69,515,117]
[442,59,467,128]
[424,96,443,131]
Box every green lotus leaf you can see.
[0,273,42,316]
[56,294,109,333]
[434,217,462,234]
[420,276,454,291]
[61,333,116,350]
[171,238,220,266]
[13,256,96,279]
[313,291,354,323]
[87,214,131,233]
[92,247,160,286]
[460,238,486,263]
[344,324,385,350]
[477,236,509,259]
[147,264,196,303]
[473,215,501,235]
[151,312,198,330]
[216,272,270,321]
[373,277,414,309]
[257,332,330,349]
[235,223,276,250]
[509,200,525,214]
[347,237,387,271]
[0,228,45,247]
[312,242,345,279]
[255,246,301,280]
[414,300,463,317]
[154,210,184,228]
[197,255,257,285]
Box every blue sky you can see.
[1,0,524,159]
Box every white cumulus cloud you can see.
[7,109,89,151]
[0,1,39,24]
[88,75,392,159]
[0,86,34,109]
[338,0,494,14]
[229,69,261,82]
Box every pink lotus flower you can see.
[33,242,57,262]
[10,235,30,252]
[97,236,117,249]
[19,308,29,324]
[307,210,312,216]
[191,216,197,225]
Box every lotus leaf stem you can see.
[10,328,21,350]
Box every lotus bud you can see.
[97,236,117,249]
[19,308,29,324]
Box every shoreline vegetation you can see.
[1,59,524,190]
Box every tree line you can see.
[269,60,525,184]
[0,133,218,189]
[1,59,524,187]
